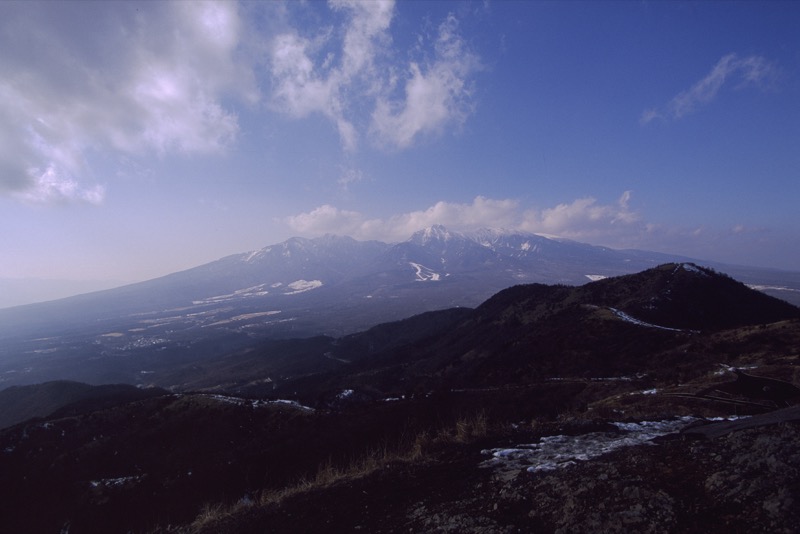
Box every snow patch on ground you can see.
[207,311,281,326]
[481,416,740,479]
[713,363,759,376]
[547,376,643,382]
[285,280,323,294]
[90,475,141,489]
[193,284,270,304]
[195,394,315,412]
[681,263,708,276]
[262,399,315,412]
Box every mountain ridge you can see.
[138,262,799,399]
[1,226,799,389]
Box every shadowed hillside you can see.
[0,381,167,429]
[1,264,799,533]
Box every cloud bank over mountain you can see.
[286,193,643,246]
[283,191,778,263]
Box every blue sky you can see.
[1,1,799,299]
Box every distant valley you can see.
[1,226,799,390]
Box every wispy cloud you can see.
[0,1,481,203]
[370,14,480,148]
[523,191,640,240]
[0,1,256,203]
[12,166,106,205]
[268,2,480,150]
[337,166,367,192]
[641,53,777,124]
[284,193,641,244]
[268,1,394,151]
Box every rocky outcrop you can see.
[406,420,800,533]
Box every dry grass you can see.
[183,411,491,532]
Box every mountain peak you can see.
[581,263,800,331]
[409,225,462,246]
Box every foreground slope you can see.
[185,415,800,534]
[2,264,799,533]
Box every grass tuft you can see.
[183,410,492,532]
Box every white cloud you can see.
[0,1,256,203]
[285,193,774,262]
[284,199,797,270]
[284,193,642,244]
[1,1,482,202]
[284,204,366,236]
[384,197,520,239]
[523,192,640,240]
[12,165,105,205]
[268,1,394,151]
[370,14,480,148]
[268,1,480,151]
[641,53,777,124]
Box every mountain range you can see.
[1,226,799,390]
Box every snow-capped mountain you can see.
[1,226,799,352]
[1,226,799,389]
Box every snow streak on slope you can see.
[409,262,441,281]
[608,308,692,333]
[585,275,607,281]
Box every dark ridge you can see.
[576,263,800,331]
[0,381,167,429]
[333,307,474,361]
